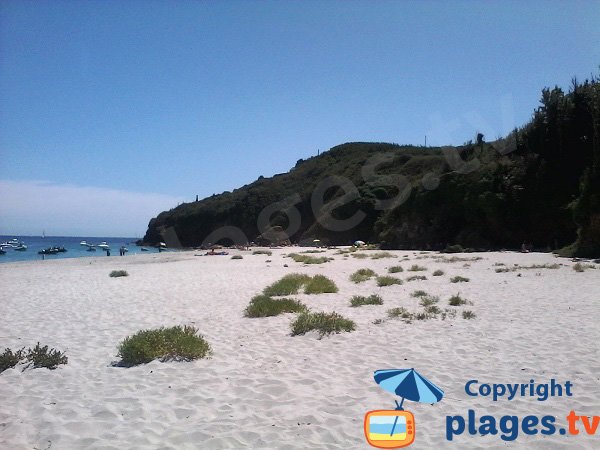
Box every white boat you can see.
[97,242,110,250]
[2,239,27,250]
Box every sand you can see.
[0,249,598,449]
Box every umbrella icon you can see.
[374,368,444,411]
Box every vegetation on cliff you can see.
[143,75,600,257]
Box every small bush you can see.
[351,253,369,259]
[350,268,376,283]
[450,276,470,283]
[1,348,25,373]
[288,253,333,264]
[387,307,413,320]
[244,295,307,317]
[436,256,482,263]
[109,270,128,278]
[300,250,325,254]
[388,266,404,273]
[304,275,338,294]
[497,264,561,273]
[406,275,427,281]
[263,273,311,296]
[350,294,383,307]
[432,269,444,276]
[441,308,457,320]
[408,265,427,272]
[377,275,403,287]
[253,250,272,256]
[370,252,395,259]
[573,262,595,272]
[117,325,211,366]
[25,342,69,369]
[523,264,560,269]
[411,290,428,298]
[462,310,476,319]
[415,312,431,320]
[372,318,384,325]
[291,312,355,337]
[419,295,439,307]
[448,294,467,306]
[231,255,243,260]
[1,344,69,372]
[425,305,441,315]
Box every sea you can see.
[0,235,159,264]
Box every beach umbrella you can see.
[374,368,444,409]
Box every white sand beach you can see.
[0,249,598,449]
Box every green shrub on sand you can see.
[109,270,128,277]
[304,275,338,294]
[263,273,338,296]
[408,265,427,272]
[370,252,395,259]
[387,307,413,321]
[350,294,383,307]
[253,250,272,256]
[406,275,427,282]
[231,255,243,260]
[462,310,476,319]
[419,295,439,307]
[450,276,470,283]
[291,312,355,337]
[377,276,403,287]
[448,294,468,306]
[117,325,212,366]
[263,273,312,296]
[410,290,428,298]
[1,343,68,372]
[350,268,376,283]
[432,269,444,276]
[388,266,404,273]
[244,295,307,317]
[1,348,25,373]
[288,253,333,264]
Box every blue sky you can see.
[1,0,599,236]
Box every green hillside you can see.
[143,75,600,257]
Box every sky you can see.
[1,0,599,237]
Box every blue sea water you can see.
[0,235,159,264]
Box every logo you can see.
[365,368,444,449]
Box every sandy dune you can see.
[1,249,598,449]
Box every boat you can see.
[0,249,6,255]
[14,244,27,251]
[97,242,110,250]
[38,246,66,255]
[80,240,88,246]
[39,247,59,255]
